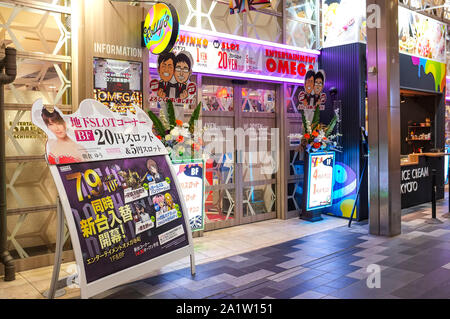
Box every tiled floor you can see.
[2,197,450,299]
[0,213,348,299]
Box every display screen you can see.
[57,155,189,283]
[94,58,143,115]
[307,152,335,211]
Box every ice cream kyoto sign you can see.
[149,26,320,84]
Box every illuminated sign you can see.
[173,161,205,232]
[399,6,446,64]
[143,3,180,55]
[306,152,335,211]
[93,58,143,116]
[149,26,320,84]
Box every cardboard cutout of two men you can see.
[156,51,193,100]
[297,69,327,124]
[298,69,327,111]
[153,50,195,120]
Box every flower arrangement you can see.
[147,100,203,161]
[296,105,340,153]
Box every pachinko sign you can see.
[31,98,195,299]
[143,3,180,55]
[57,155,189,283]
[149,26,320,84]
[31,98,167,165]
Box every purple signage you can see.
[149,26,320,84]
[57,155,189,283]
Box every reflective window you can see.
[205,189,235,223]
[286,0,317,21]
[243,184,276,217]
[202,85,234,112]
[241,88,276,113]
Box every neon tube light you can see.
[149,63,305,84]
[179,25,321,56]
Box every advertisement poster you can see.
[297,69,327,112]
[307,152,335,211]
[93,58,143,115]
[322,0,366,48]
[31,99,167,165]
[173,162,204,232]
[149,26,319,84]
[57,155,189,283]
[149,51,197,106]
[399,6,446,63]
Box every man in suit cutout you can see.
[174,52,192,100]
[157,52,176,98]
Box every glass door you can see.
[201,77,238,230]
[237,82,278,224]
[201,77,278,231]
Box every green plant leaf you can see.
[325,115,338,137]
[147,110,166,137]
[189,102,202,134]
[167,99,176,129]
[311,105,320,132]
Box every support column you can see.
[367,0,401,236]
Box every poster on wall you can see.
[322,0,366,48]
[306,152,335,211]
[31,98,195,298]
[57,155,189,283]
[399,6,446,63]
[93,58,143,116]
[229,0,272,14]
[173,161,205,232]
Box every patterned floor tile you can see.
[292,290,326,299]
[10,197,450,300]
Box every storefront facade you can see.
[0,0,322,273]
[2,0,449,275]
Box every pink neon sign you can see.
[149,26,320,84]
